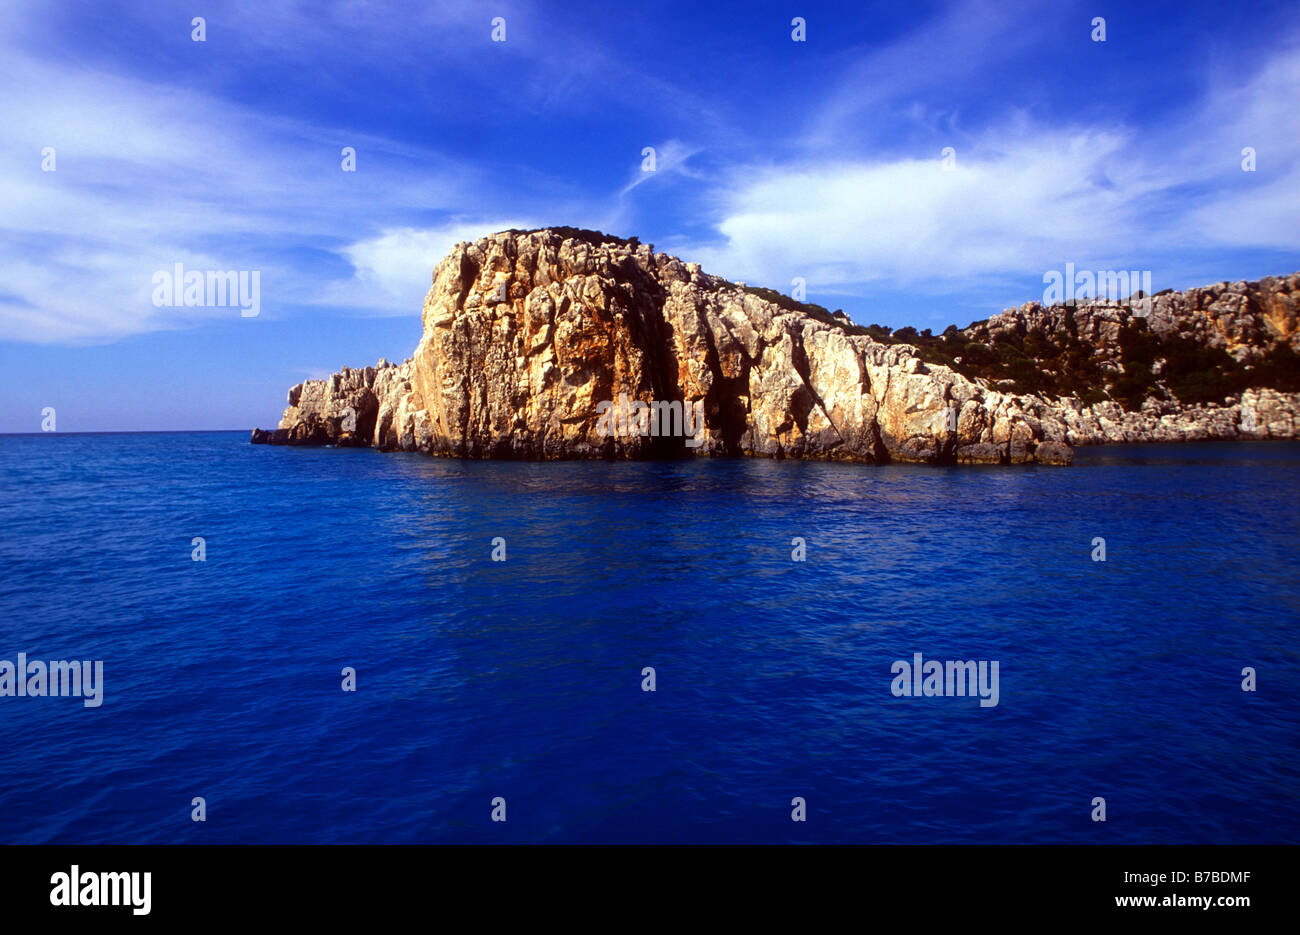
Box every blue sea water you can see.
[0,432,1296,844]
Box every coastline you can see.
[251,231,1299,468]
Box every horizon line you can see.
[0,429,254,437]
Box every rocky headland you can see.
[252,228,1300,465]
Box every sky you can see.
[2,0,1298,432]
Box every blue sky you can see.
[2,0,1298,431]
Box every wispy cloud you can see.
[683,39,1300,297]
[0,39,521,342]
[619,140,705,195]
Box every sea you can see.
[1,432,1296,843]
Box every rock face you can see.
[977,275,1299,365]
[252,229,1300,464]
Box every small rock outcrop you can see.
[252,229,1300,464]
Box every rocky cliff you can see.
[252,228,1300,465]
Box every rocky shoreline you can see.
[253,229,1299,465]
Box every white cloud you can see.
[0,41,496,342]
[685,129,1141,288]
[325,221,535,313]
[686,42,1300,295]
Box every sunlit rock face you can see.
[252,229,1300,464]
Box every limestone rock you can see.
[252,229,1300,465]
